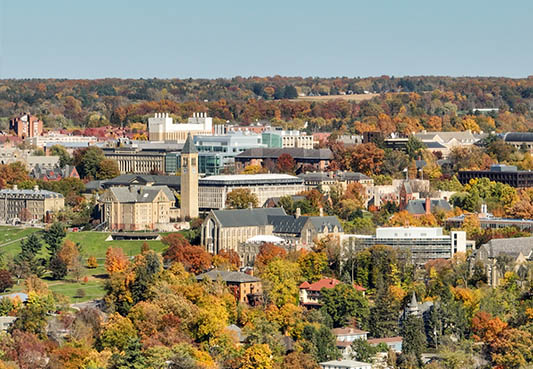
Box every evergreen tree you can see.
[49,255,68,280]
[370,278,400,338]
[321,283,370,328]
[301,324,339,362]
[400,314,427,366]
[109,338,147,369]
[42,222,66,257]
[131,251,162,304]
[14,234,44,277]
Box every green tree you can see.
[131,251,163,304]
[320,283,370,328]
[301,324,339,362]
[49,145,72,167]
[42,222,66,257]
[406,137,426,159]
[351,338,383,362]
[109,338,147,369]
[401,314,427,365]
[225,188,259,209]
[298,252,328,282]
[48,255,68,280]
[11,291,55,338]
[370,278,400,338]
[97,158,120,180]
[261,258,301,307]
[14,233,44,277]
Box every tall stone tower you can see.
[180,133,199,220]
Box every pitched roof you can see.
[196,269,260,283]
[301,278,342,291]
[308,216,343,233]
[212,207,286,227]
[268,215,308,234]
[108,185,175,203]
[367,336,403,344]
[405,199,451,215]
[481,237,533,259]
[264,195,306,207]
[332,327,369,336]
[182,133,198,154]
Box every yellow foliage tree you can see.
[240,344,273,369]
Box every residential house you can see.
[196,269,262,305]
[299,278,365,308]
[333,327,369,359]
[367,337,403,353]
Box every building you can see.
[333,327,369,359]
[98,185,178,231]
[342,227,470,263]
[27,133,98,148]
[262,130,315,149]
[0,146,60,171]
[367,337,403,353]
[201,207,285,254]
[299,278,365,307]
[180,133,199,220]
[239,234,291,266]
[319,360,372,369]
[503,132,533,152]
[31,164,79,181]
[458,164,533,188]
[235,147,333,172]
[470,237,533,286]
[0,186,64,223]
[195,269,262,305]
[9,113,43,138]
[263,195,306,208]
[198,174,305,210]
[148,112,212,142]
[85,174,181,193]
[102,147,166,175]
[446,204,533,232]
[414,130,483,148]
[298,172,374,192]
[405,198,452,216]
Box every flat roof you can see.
[199,173,303,186]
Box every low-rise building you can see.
[27,133,98,148]
[198,174,305,210]
[470,237,533,286]
[0,186,64,223]
[299,171,373,192]
[319,360,372,369]
[367,337,403,353]
[103,147,166,174]
[503,132,533,152]
[299,278,365,308]
[446,205,533,232]
[235,147,333,172]
[195,269,262,305]
[405,198,452,216]
[333,327,369,359]
[262,129,315,149]
[31,164,79,181]
[99,185,178,231]
[458,164,533,188]
[342,227,471,263]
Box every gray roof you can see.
[212,207,286,227]
[196,269,260,283]
[425,141,448,149]
[269,215,343,235]
[481,237,533,259]
[236,148,333,160]
[405,199,452,215]
[108,185,175,203]
[0,188,63,198]
[264,195,306,207]
[504,132,533,143]
[182,133,198,154]
[93,174,181,190]
[308,216,344,233]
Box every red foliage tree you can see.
[276,153,296,174]
[255,243,287,270]
[0,269,14,292]
[162,233,212,274]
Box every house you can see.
[470,237,533,286]
[196,269,262,305]
[333,327,369,359]
[98,185,178,231]
[367,337,403,353]
[319,359,372,369]
[299,278,365,307]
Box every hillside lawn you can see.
[0,227,169,303]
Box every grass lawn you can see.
[0,228,170,303]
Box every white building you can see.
[262,129,316,149]
[27,133,99,148]
[342,227,471,263]
[320,360,372,369]
[198,174,305,210]
[148,112,213,142]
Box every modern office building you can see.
[148,112,212,142]
[198,173,305,210]
[458,164,533,188]
[0,185,64,223]
[446,205,533,232]
[342,227,470,263]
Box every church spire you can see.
[407,291,420,316]
[182,132,198,154]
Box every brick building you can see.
[9,113,43,138]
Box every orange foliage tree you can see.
[105,247,130,275]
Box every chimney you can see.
[33,185,39,191]
[296,208,301,218]
[13,185,18,190]
[425,197,431,215]
[248,202,253,210]
[319,207,324,217]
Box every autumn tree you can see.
[242,164,266,174]
[0,270,14,292]
[276,153,296,174]
[225,188,259,209]
[162,233,212,274]
[255,243,287,271]
[298,251,328,282]
[0,162,30,189]
[239,344,273,369]
[105,247,130,275]
[261,258,301,307]
[320,283,370,328]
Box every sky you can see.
[0,0,532,79]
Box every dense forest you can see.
[1,76,532,133]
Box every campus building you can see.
[9,113,43,138]
[103,147,166,174]
[198,173,305,210]
[342,227,471,263]
[503,132,533,152]
[262,130,315,149]
[148,112,212,142]
[235,147,333,172]
[458,164,533,188]
[0,185,64,223]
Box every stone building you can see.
[102,147,166,174]
[99,185,177,231]
[180,133,199,219]
[9,113,43,138]
[0,185,64,223]
[148,112,212,142]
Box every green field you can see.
[0,227,169,303]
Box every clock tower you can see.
[180,133,199,220]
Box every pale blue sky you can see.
[1,0,532,79]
